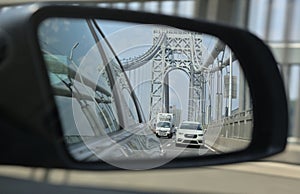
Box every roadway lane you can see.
[158,135,217,158]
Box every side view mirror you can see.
[0,3,288,170]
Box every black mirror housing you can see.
[0,3,288,170]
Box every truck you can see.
[155,113,175,138]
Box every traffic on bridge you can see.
[120,22,253,156]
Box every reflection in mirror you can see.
[38,18,253,170]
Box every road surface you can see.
[158,135,217,158]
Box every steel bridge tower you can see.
[149,28,204,124]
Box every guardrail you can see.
[221,110,253,140]
[205,110,253,153]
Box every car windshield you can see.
[157,122,170,128]
[180,123,201,130]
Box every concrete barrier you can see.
[204,110,252,153]
[206,136,250,153]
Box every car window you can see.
[180,123,201,130]
[38,18,140,146]
[157,122,171,128]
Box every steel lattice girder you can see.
[149,28,203,122]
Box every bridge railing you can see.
[205,110,253,153]
[221,110,253,140]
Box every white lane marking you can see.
[167,143,171,147]
[204,144,218,154]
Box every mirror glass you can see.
[38,18,253,169]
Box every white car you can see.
[176,121,204,147]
